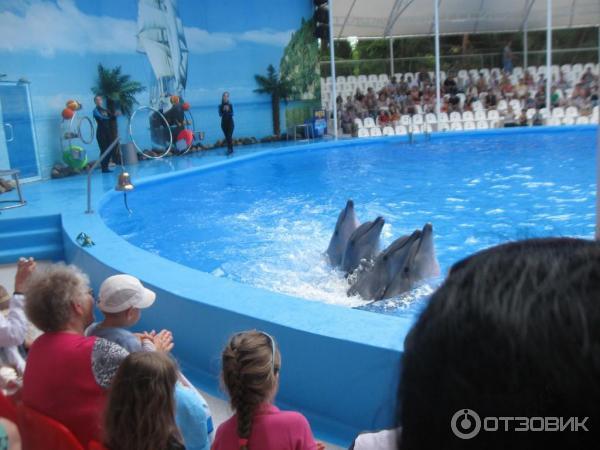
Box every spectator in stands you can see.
[581,67,597,87]
[502,40,513,74]
[104,352,185,450]
[87,274,213,450]
[550,87,560,107]
[340,107,355,135]
[213,330,322,450]
[525,95,536,110]
[0,257,35,382]
[365,88,378,119]
[22,264,128,447]
[398,238,600,450]
[503,106,517,127]
[534,87,546,109]
[532,108,544,126]
[518,110,528,126]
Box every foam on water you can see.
[101,130,596,317]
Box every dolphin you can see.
[326,200,360,267]
[341,216,385,274]
[347,229,422,299]
[380,223,441,299]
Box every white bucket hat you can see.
[97,274,156,313]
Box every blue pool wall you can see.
[1,124,596,447]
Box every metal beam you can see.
[520,0,537,31]
[384,0,417,37]
[473,0,486,33]
[545,0,552,113]
[337,0,358,38]
[328,0,338,139]
[384,0,406,37]
[568,0,577,28]
[434,0,441,118]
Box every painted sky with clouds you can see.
[0,0,311,110]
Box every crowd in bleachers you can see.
[321,62,599,137]
[1,235,600,449]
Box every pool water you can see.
[101,129,596,317]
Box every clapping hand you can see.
[15,257,36,293]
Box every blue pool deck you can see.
[0,125,597,446]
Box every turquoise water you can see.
[101,129,596,317]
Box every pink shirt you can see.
[212,404,317,450]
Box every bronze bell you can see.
[115,172,134,191]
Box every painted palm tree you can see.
[254,64,292,136]
[91,64,145,143]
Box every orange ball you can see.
[62,108,75,119]
[170,95,180,105]
[182,102,190,111]
[67,100,79,111]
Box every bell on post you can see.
[115,172,134,191]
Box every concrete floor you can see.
[0,262,344,449]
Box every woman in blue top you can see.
[219,92,234,155]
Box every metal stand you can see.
[85,137,120,214]
[294,123,314,141]
[0,169,26,212]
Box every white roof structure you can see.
[333,0,600,38]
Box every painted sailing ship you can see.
[137,0,188,110]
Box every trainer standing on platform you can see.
[93,95,115,173]
[219,91,234,156]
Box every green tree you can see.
[91,64,145,143]
[254,64,292,136]
[280,18,321,100]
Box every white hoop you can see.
[77,116,94,144]
[129,105,173,159]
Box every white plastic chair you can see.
[462,111,474,122]
[357,127,370,138]
[395,125,408,135]
[437,123,450,132]
[463,121,476,130]
[576,116,590,125]
[450,122,463,131]
[474,110,487,121]
[412,114,424,125]
[357,75,368,83]
[400,115,411,126]
[368,74,378,83]
[409,125,422,134]
[552,107,565,118]
[526,108,536,120]
[450,111,462,122]
[346,75,357,83]
[382,126,395,136]
[438,112,449,123]
[565,106,578,117]
[378,74,389,82]
[548,117,562,126]
[476,120,489,130]
[423,123,434,133]
[497,100,508,111]
[363,117,376,128]
[562,116,575,126]
[369,127,383,137]
[425,113,437,124]
[354,118,363,129]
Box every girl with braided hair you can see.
[212,330,321,450]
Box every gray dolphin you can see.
[341,216,385,274]
[380,223,441,299]
[347,229,422,299]
[326,200,360,267]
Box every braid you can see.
[222,331,281,450]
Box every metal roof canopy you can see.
[333,0,600,39]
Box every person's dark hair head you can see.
[104,352,182,450]
[399,237,600,450]
[222,91,230,103]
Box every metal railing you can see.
[86,137,120,214]
[320,47,600,77]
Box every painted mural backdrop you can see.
[0,0,320,178]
